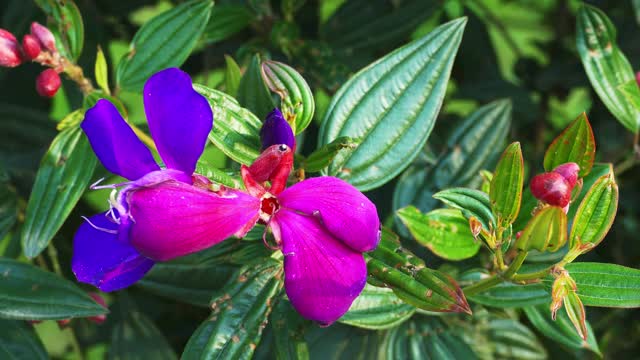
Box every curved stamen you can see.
[81,216,118,234]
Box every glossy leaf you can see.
[224,55,242,97]
[0,258,107,320]
[306,323,384,360]
[461,271,548,308]
[202,4,253,45]
[195,84,262,165]
[397,207,480,260]
[618,80,640,113]
[34,0,84,60]
[0,319,48,359]
[486,319,547,360]
[576,5,640,133]
[261,60,315,134]
[21,127,97,258]
[516,206,568,253]
[195,161,244,189]
[182,259,283,359]
[95,46,110,95]
[319,18,467,191]
[567,163,612,220]
[116,0,213,91]
[543,112,595,177]
[339,284,415,330]
[270,299,310,360]
[490,142,524,228]
[0,174,18,240]
[433,187,495,231]
[570,170,618,249]
[303,136,359,173]
[237,54,276,120]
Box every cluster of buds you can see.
[529,162,580,210]
[0,22,62,98]
[28,292,108,327]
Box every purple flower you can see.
[73,68,257,291]
[260,108,296,150]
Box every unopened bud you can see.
[260,108,296,151]
[21,34,41,60]
[553,162,579,188]
[30,22,57,53]
[36,69,61,98]
[88,292,108,324]
[550,269,587,340]
[0,29,22,67]
[57,318,71,327]
[530,172,571,207]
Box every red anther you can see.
[0,28,22,67]
[36,69,61,98]
[22,34,41,60]
[552,162,579,188]
[30,22,57,53]
[530,172,571,208]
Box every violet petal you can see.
[273,209,367,325]
[143,68,213,175]
[261,108,295,150]
[278,176,380,252]
[129,181,260,261]
[72,213,155,292]
[81,99,159,180]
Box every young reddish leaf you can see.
[543,113,596,178]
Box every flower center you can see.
[259,193,280,222]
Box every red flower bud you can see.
[21,34,41,60]
[636,71,640,87]
[553,162,579,188]
[87,292,108,324]
[57,318,71,327]
[36,69,61,98]
[0,28,22,67]
[530,172,571,207]
[30,22,57,53]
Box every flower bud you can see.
[260,108,296,151]
[36,69,61,98]
[530,172,571,207]
[0,29,22,67]
[553,162,579,188]
[21,34,41,60]
[87,292,108,324]
[30,22,57,53]
[57,318,71,327]
[550,269,587,340]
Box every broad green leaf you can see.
[619,80,640,113]
[433,187,495,231]
[397,207,480,261]
[382,316,478,359]
[306,323,384,360]
[567,163,612,220]
[34,0,84,60]
[461,271,548,308]
[486,319,547,360]
[271,300,310,360]
[0,173,18,240]
[182,260,283,359]
[195,84,262,165]
[543,112,595,177]
[21,127,97,258]
[516,206,567,253]
[576,5,640,133]
[202,4,253,44]
[319,18,467,191]
[490,142,524,228]
[524,304,600,356]
[95,46,110,95]
[434,99,511,188]
[116,0,213,91]
[339,284,415,330]
[237,54,276,120]
[224,55,242,97]
[392,163,438,218]
[0,258,107,320]
[261,60,315,134]
[366,227,471,313]
[570,170,618,249]
[303,136,359,173]
[195,160,244,189]
[138,241,268,307]
[56,109,84,131]
[0,319,48,359]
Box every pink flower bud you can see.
[552,162,579,188]
[87,292,108,324]
[21,34,41,60]
[36,69,61,98]
[30,22,57,53]
[0,28,22,67]
[530,172,571,208]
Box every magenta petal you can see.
[278,176,380,252]
[72,213,155,292]
[143,68,213,174]
[81,99,160,180]
[129,181,260,261]
[273,209,367,325]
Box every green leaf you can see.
[224,55,242,97]
[486,319,547,360]
[339,284,415,330]
[21,127,97,258]
[576,5,640,133]
[569,170,618,249]
[116,0,213,92]
[461,271,548,308]
[237,54,276,120]
[318,18,467,191]
[303,136,359,173]
[397,207,480,261]
[95,46,110,95]
[0,174,18,240]
[34,0,84,60]
[366,227,471,313]
[490,142,524,228]
[182,259,283,359]
[195,160,244,189]
[566,163,612,221]
[618,80,640,113]
[543,112,596,177]
[270,300,310,360]
[261,60,315,134]
[524,304,600,356]
[381,316,478,359]
[195,84,262,165]
[202,4,253,45]
[516,206,567,253]
[306,323,384,360]
[433,187,495,231]
[0,319,48,359]
[0,258,107,320]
